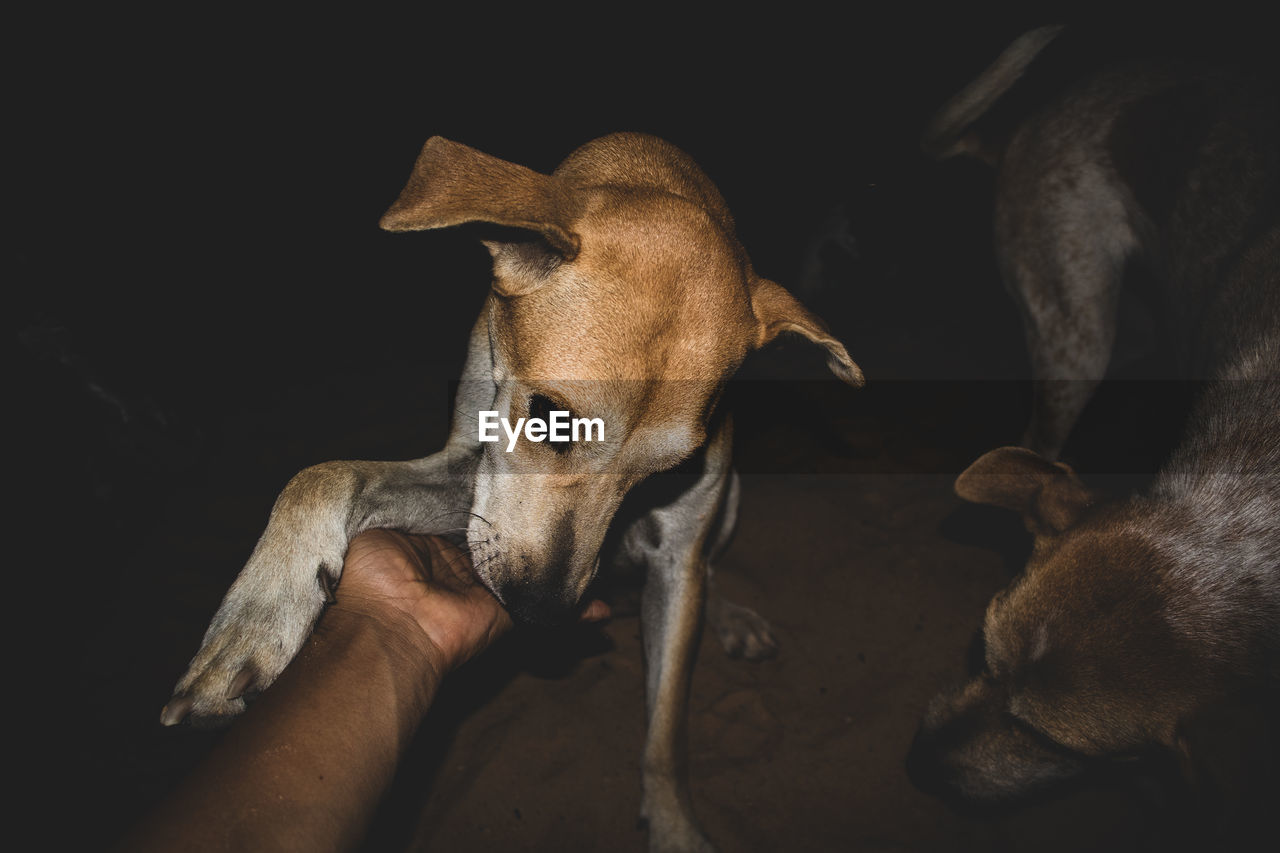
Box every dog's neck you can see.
[1135,224,1280,677]
[1139,381,1280,681]
[1148,215,1280,502]
[1137,488,1280,607]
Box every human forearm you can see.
[126,603,444,852]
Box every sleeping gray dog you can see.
[161,132,862,852]
[909,24,1280,838]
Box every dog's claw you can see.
[166,627,291,725]
[225,667,256,701]
[165,550,329,726]
[160,696,192,727]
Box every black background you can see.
[13,5,1273,850]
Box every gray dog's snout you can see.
[904,721,959,800]
[904,686,1091,812]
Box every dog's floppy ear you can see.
[379,136,581,273]
[750,277,864,387]
[955,446,1095,535]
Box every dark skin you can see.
[125,530,608,852]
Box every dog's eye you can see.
[528,393,555,422]
[1004,710,1082,758]
[528,393,573,454]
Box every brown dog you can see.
[908,24,1280,840]
[161,132,862,851]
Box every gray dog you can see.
[908,24,1280,838]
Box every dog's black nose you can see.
[904,727,948,797]
[498,580,577,627]
[905,726,1007,814]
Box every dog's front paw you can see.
[161,566,328,727]
[707,596,778,660]
[639,804,716,853]
[648,827,716,853]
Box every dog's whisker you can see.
[424,509,478,522]
[427,508,495,527]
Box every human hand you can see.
[335,530,512,678]
[335,530,611,678]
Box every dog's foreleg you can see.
[994,149,1136,458]
[640,547,714,853]
[164,312,495,725]
[162,451,477,724]
[626,419,735,853]
[704,469,778,660]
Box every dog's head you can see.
[381,133,862,624]
[907,447,1225,809]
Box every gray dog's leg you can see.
[994,118,1137,458]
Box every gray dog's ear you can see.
[750,277,864,387]
[955,446,1095,535]
[379,136,581,267]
